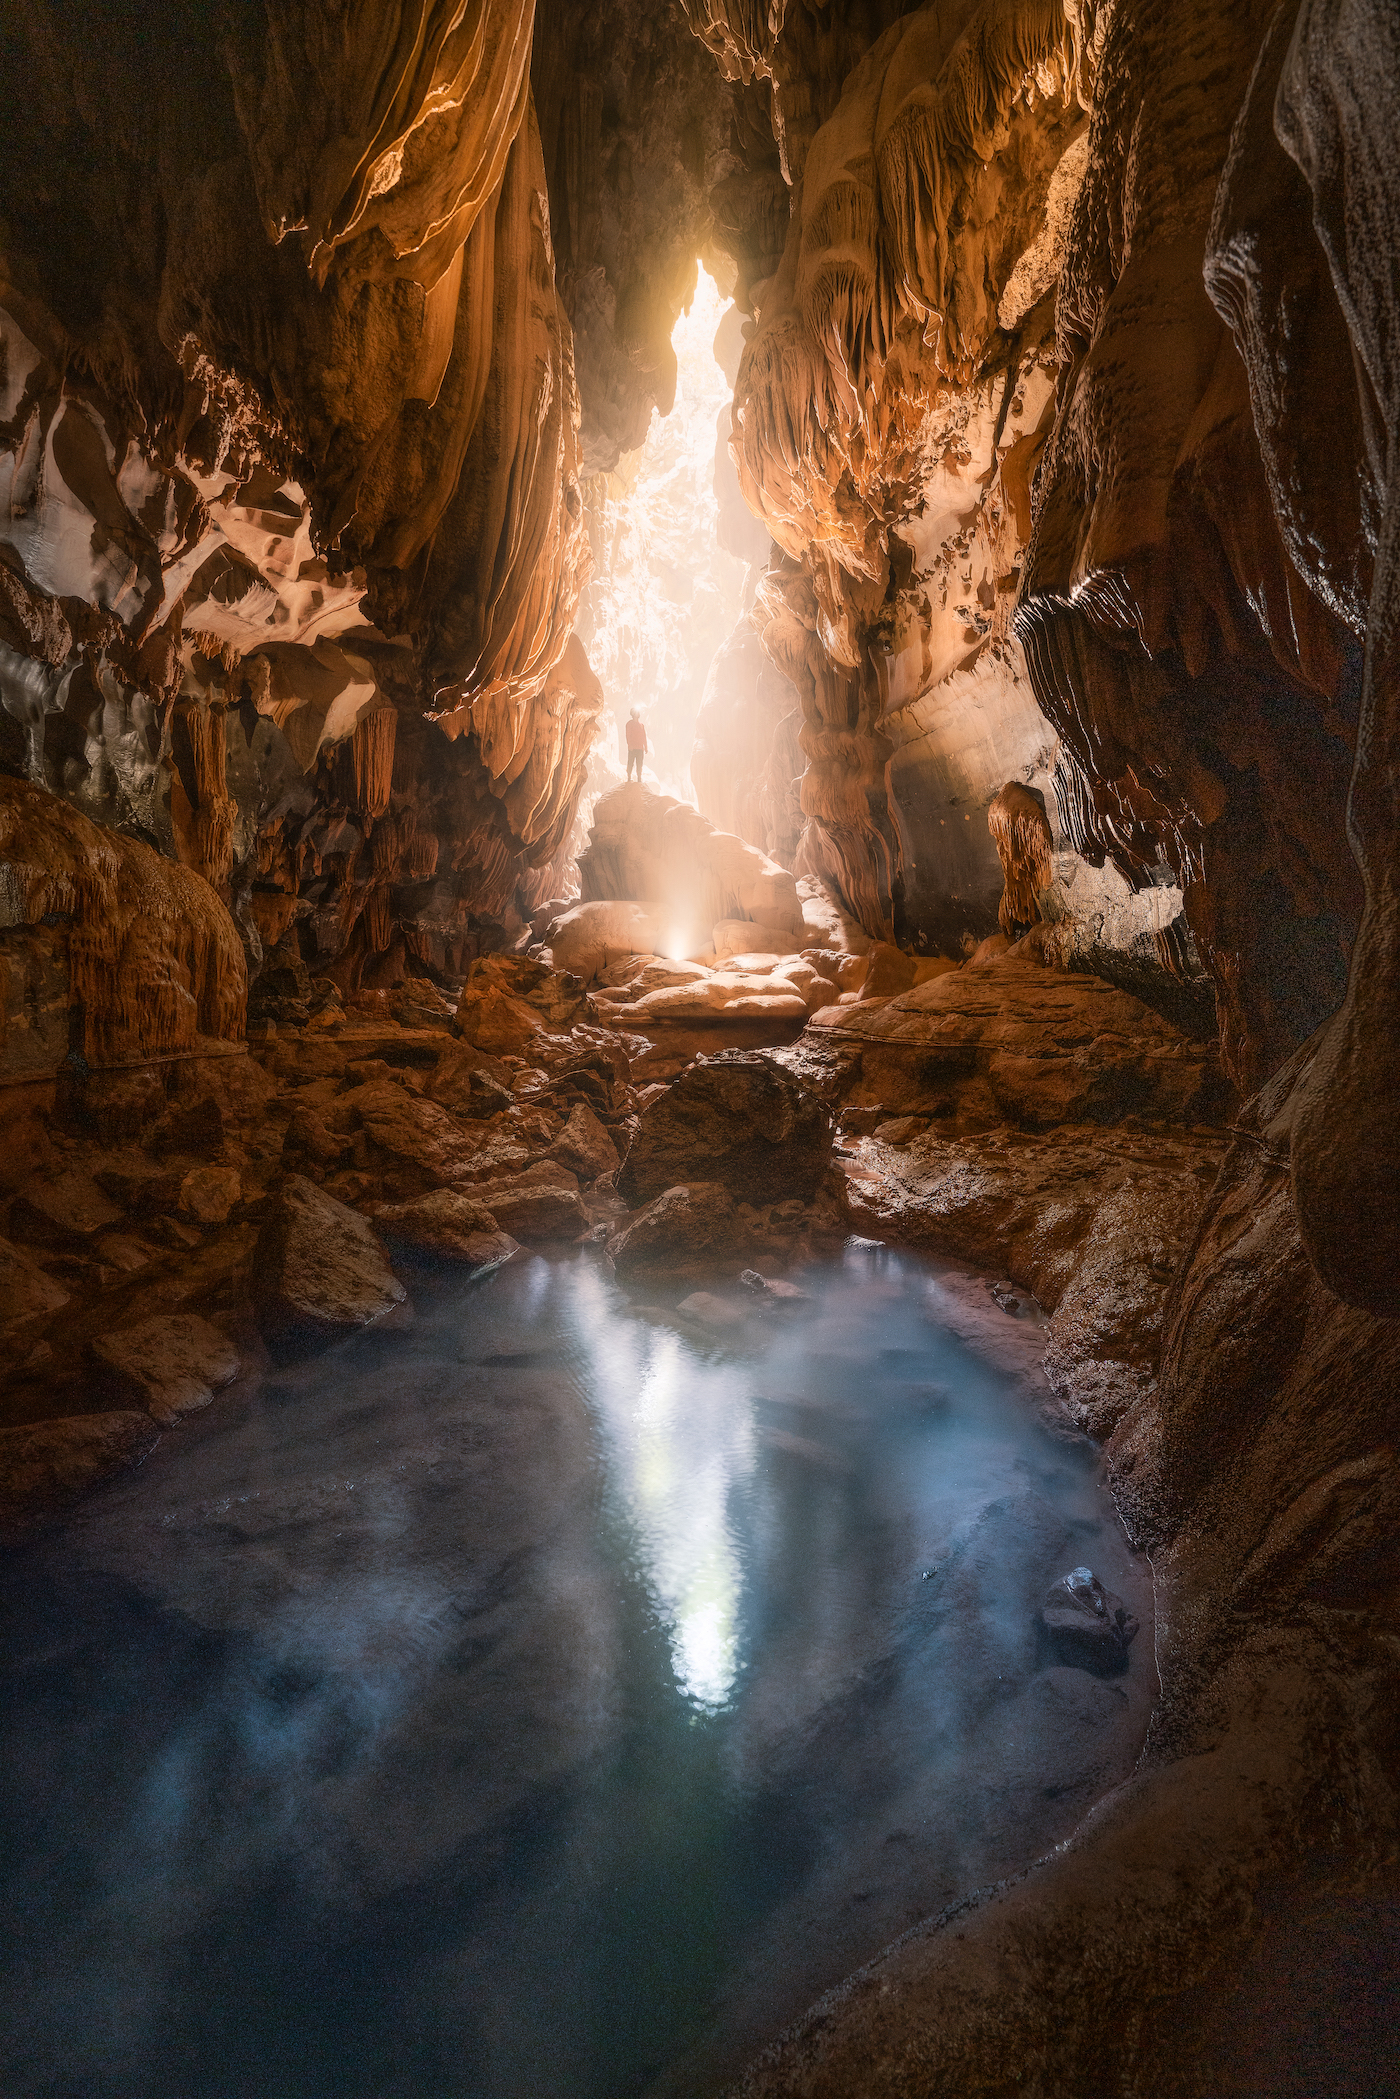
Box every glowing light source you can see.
[580,267,750,804]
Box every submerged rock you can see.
[617,1052,832,1207]
[677,1290,747,1330]
[1040,1566,1139,1674]
[253,1174,406,1353]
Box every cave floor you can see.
[0,1244,1152,2099]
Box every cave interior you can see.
[1,0,1399,2093]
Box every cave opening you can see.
[578,264,755,808]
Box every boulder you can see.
[0,1412,161,1540]
[345,1080,482,1191]
[9,1171,122,1246]
[858,944,958,1001]
[253,1174,406,1352]
[771,956,841,1008]
[464,1162,587,1242]
[607,1182,738,1277]
[0,1235,68,1345]
[617,1053,832,1207]
[597,974,809,1023]
[547,1101,620,1182]
[872,1116,926,1147]
[451,1131,533,1184]
[93,1314,242,1426]
[577,786,804,957]
[548,899,666,981]
[435,1065,516,1121]
[1040,1566,1139,1674]
[178,1165,242,1225]
[372,1190,519,1273]
[711,919,801,961]
[818,954,1227,1128]
[425,1042,513,1119]
[456,953,587,1055]
[93,1161,185,1214]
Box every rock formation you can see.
[2,2,1400,2093]
[0,0,599,1013]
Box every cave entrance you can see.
[577,266,753,805]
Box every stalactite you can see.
[352,710,398,834]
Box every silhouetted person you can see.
[625,707,647,782]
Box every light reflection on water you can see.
[0,1243,1152,2099]
[577,1266,755,1711]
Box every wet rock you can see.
[617,1052,832,1208]
[608,1182,738,1278]
[844,1125,1223,1435]
[548,1101,620,1183]
[464,1164,587,1243]
[371,1190,519,1273]
[1040,1567,1139,1674]
[739,1269,812,1304]
[0,1412,161,1540]
[177,1165,242,1225]
[253,1174,406,1353]
[93,1314,242,1426]
[0,1235,69,1345]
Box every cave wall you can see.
[689,0,1388,1107]
[0,0,602,1035]
[692,0,1104,950]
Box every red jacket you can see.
[625,717,647,751]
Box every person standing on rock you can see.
[625,707,648,783]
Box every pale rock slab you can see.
[371,1190,519,1273]
[93,1314,242,1426]
[253,1174,406,1352]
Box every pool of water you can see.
[0,1244,1153,2099]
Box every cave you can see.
[1,1,1398,2093]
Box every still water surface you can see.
[0,1245,1151,2098]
